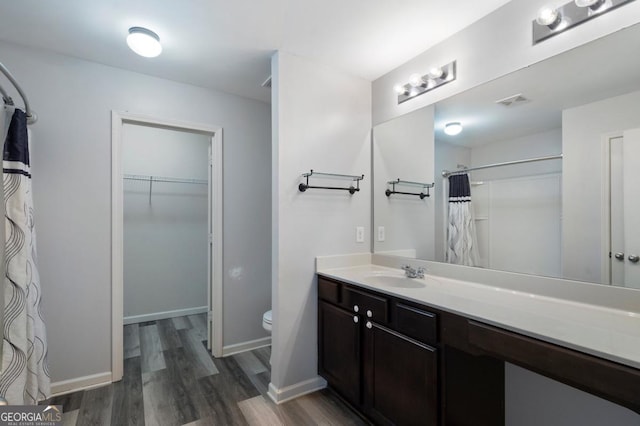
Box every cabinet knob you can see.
[629,255,640,263]
[366,310,373,318]
[353,305,359,313]
[353,316,359,323]
[614,252,625,261]
[366,321,372,329]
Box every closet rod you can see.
[123,174,207,185]
[441,154,562,178]
[0,62,36,124]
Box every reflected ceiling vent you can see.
[495,93,530,107]
[261,76,272,88]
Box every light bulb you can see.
[536,7,561,28]
[427,67,444,79]
[394,84,408,95]
[409,73,425,87]
[444,122,463,136]
[127,27,162,58]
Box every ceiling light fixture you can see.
[533,0,634,44]
[444,122,463,136]
[394,61,457,104]
[127,27,162,58]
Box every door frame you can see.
[111,111,224,381]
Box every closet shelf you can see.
[299,170,364,195]
[124,174,207,204]
[385,179,434,199]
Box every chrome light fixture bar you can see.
[394,61,456,104]
[533,0,635,44]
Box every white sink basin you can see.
[363,272,428,288]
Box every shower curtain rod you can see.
[441,154,562,178]
[0,62,37,124]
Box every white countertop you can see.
[317,264,640,370]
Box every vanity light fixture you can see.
[394,61,456,104]
[444,122,463,136]
[127,27,162,58]
[533,0,635,44]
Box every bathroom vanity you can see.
[317,261,640,426]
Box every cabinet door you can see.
[364,322,438,426]
[318,301,361,406]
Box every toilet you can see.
[262,310,272,333]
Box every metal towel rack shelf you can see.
[298,170,364,194]
[385,179,434,199]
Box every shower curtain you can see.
[447,173,479,266]
[0,109,50,404]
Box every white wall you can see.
[123,124,209,321]
[270,51,371,400]
[0,40,271,386]
[372,0,640,125]
[563,89,640,283]
[373,106,435,259]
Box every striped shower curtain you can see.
[0,109,50,404]
[446,173,479,266]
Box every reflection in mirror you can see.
[373,23,640,289]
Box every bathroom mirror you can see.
[373,22,640,289]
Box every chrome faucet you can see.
[401,264,426,279]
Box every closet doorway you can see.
[111,112,223,381]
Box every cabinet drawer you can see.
[396,303,438,344]
[343,286,389,323]
[318,277,340,304]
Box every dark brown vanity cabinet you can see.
[318,277,439,425]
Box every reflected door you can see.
[610,131,640,289]
[622,129,640,289]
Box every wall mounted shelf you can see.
[385,179,434,199]
[299,170,364,194]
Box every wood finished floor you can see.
[44,314,367,426]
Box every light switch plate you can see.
[377,226,385,242]
[356,226,365,243]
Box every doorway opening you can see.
[111,112,223,381]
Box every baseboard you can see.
[123,306,208,325]
[50,372,112,397]
[222,336,271,357]
[267,376,327,404]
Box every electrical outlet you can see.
[377,226,385,242]
[356,226,365,243]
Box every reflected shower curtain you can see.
[446,174,479,266]
[0,109,50,404]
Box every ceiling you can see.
[0,0,511,103]
[434,22,640,147]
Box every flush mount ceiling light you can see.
[533,0,634,44]
[394,61,457,104]
[444,122,463,136]
[127,27,162,58]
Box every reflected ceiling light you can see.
[533,0,634,44]
[127,27,162,58]
[444,122,463,136]
[394,61,457,104]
